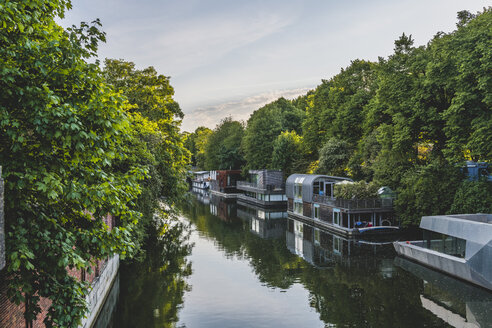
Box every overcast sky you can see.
[60,0,489,132]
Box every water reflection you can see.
[111,217,193,328]
[97,196,492,327]
[396,257,492,328]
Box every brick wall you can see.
[0,214,115,327]
[0,166,5,271]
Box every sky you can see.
[59,0,489,132]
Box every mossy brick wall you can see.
[0,166,5,271]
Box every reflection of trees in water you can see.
[114,215,193,328]
[182,199,452,327]
[181,199,308,289]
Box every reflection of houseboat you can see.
[192,171,210,190]
[394,214,492,291]
[192,187,210,205]
[395,257,492,327]
[209,170,242,198]
[236,170,287,208]
[209,194,237,222]
[236,202,287,239]
[285,217,395,269]
[286,174,398,237]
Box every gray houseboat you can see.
[236,170,287,208]
[394,213,492,291]
[285,174,397,237]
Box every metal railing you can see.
[237,181,258,188]
[312,194,393,210]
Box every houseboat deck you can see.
[287,211,399,238]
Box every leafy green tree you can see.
[316,138,351,177]
[103,59,189,203]
[450,180,492,214]
[395,161,462,226]
[205,117,245,170]
[103,59,189,260]
[0,1,148,326]
[242,98,305,169]
[271,131,305,178]
[184,126,213,169]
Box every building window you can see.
[294,201,303,215]
[333,210,340,226]
[294,177,305,199]
[313,181,324,195]
[313,204,320,219]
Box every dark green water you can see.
[96,194,492,327]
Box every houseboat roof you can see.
[286,174,353,202]
[193,171,209,175]
[420,214,492,249]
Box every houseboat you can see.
[394,213,492,291]
[191,170,211,190]
[209,170,242,198]
[236,170,287,208]
[285,174,398,237]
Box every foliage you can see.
[450,180,492,214]
[184,126,212,169]
[271,131,305,178]
[395,161,463,226]
[204,117,245,170]
[0,1,149,326]
[334,181,379,199]
[103,59,189,259]
[316,138,351,176]
[242,98,304,169]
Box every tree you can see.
[242,98,305,169]
[0,1,147,326]
[450,180,492,214]
[205,117,245,170]
[395,160,462,226]
[184,127,212,169]
[271,131,305,178]
[316,139,351,177]
[103,59,189,203]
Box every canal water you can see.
[95,193,492,327]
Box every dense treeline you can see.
[185,9,492,226]
[0,1,188,326]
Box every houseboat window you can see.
[227,175,231,186]
[325,183,332,197]
[294,201,303,215]
[313,204,320,219]
[422,231,466,259]
[333,211,340,226]
[294,184,303,199]
[314,229,320,245]
[313,181,325,195]
[270,194,283,201]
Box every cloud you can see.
[181,86,313,132]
